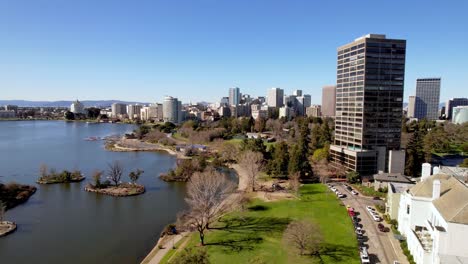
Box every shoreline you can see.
[107,138,187,159]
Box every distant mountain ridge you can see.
[0,100,150,107]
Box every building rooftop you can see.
[409,173,468,225]
[389,182,414,193]
[374,173,413,184]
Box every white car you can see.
[338,194,346,198]
[360,247,370,263]
[351,190,358,195]
[366,206,375,212]
[372,214,382,222]
[356,229,363,236]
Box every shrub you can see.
[171,248,209,264]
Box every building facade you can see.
[306,105,321,117]
[163,96,182,124]
[70,100,85,114]
[408,95,416,118]
[414,78,441,120]
[321,85,336,117]
[397,173,468,264]
[127,104,143,120]
[329,34,406,176]
[229,87,240,106]
[452,106,468,124]
[111,103,127,118]
[267,87,284,108]
[446,98,468,121]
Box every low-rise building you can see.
[397,173,468,264]
[306,105,321,117]
[373,172,414,191]
[0,110,16,118]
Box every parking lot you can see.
[329,183,408,264]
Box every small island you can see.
[37,165,85,184]
[0,182,37,237]
[85,161,145,197]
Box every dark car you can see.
[373,196,381,200]
[378,223,390,232]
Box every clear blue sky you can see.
[1,0,467,104]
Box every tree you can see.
[86,107,101,119]
[289,172,301,196]
[460,158,468,168]
[0,201,5,222]
[240,138,266,155]
[39,164,48,178]
[172,248,210,264]
[254,117,266,132]
[312,159,331,183]
[288,120,313,179]
[64,111,75,120]
[405,130,425,177]
[283,220,323,256]
[267,142,289,177]
[107,161,123,186]
[129,169,144,184]
[238,151,263,192]
[184,168,236,245]
[92,170,103,188]
[346,171,360,184]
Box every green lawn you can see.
[351,184,386,198]
[166,184,359,264]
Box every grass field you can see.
[351,184,386,198]
[165,184,359,264]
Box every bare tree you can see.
[92,170,103,188]
[129,169,144,184]
[289,172,301,196]
[283,220,323,256]
[238,150,263,192]
[107,161,123,186]
[0,201,5,222]
[312,159,331,183]
[39,164,48,178]
[184,168,236,245]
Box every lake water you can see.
[0,121,187,264]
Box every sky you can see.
[1,0,467,104]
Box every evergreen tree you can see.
[268,142,289,177]
[288,121,312,178]
[405,130,425,177]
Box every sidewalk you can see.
[141,232,188,264]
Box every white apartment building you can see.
[397,173,468,264]
[70,100,85,114]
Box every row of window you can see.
[338,43,365,55]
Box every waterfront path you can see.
[141,232,188,264]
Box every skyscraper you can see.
[229,87,240,106]
[407,95,416,118]
[321,85,336,117]
[330,34,406,176]
[111,103,127,118]
[163,96,182,124]
[446,98,468,121]
[414,78,441,120]
[267,87,284,108]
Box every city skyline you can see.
[1,1,467,104]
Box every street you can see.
[332,184,408,264]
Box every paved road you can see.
[333,184,407,264]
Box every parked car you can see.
[372,214,382,222]
[378,223,390,232]
[360,247,370,263]
[338,193,347,198]
[351,190,358,195]
[356,229,363,236]
[366,206,374,212]
[373,196,381,200]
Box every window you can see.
[407,205,410,214]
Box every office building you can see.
[229,87,240,106]
[408,95,416,118]
[279,106,293,120]
[127,104,143,120]
[321,85,336,117]
[293,89,302,96]
[140,103,162,121]
[330,34,406,176]
[446,98,468,121]
[414,78,441,120]
[306,105,321,117]
[267,87,284,108]
[452,106,468,124]
[163,96,182,124]
[111,103,127,118]
[70,100,85,114]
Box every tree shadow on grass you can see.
[207,216,291,253]
[314,243,358,263]
[205,236,263,253]
[247,205,270,211]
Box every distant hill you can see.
[0,100,150,108]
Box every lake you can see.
[0,121,187,264]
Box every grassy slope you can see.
[170,184,359,264]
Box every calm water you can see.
[0,121,187,264]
